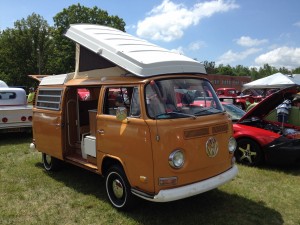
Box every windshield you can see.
[145,78,224,119]
[222,103,246,121]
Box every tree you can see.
[48,3,126,74]
[278,67,291,74]
[202,61,216,74]
[249,67,259,80]
[257,64,278,79]
[216,64,234,76]
[232,65,251,77]
[292,67,300,74]
[0,13,52,87]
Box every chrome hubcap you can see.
[112,179,124,199]
[45,155,51,165]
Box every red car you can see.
[217,87,263,110]
[233,86,300,166]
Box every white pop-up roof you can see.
[65,24,206,77]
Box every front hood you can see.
[238,86,299,122]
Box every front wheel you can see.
[42,153,61,171]
[235,138,263,166]
[105,165,135,210]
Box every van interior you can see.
[65,87,100,166]
[64,86,139,167]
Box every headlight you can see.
[228,137,237,153]
[169,149,185,169]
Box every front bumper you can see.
[264,137,300,165]
[132,165,238,202]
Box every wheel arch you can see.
[235,135,263,149]
[101,156,127,179]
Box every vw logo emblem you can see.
[206,137,218,157]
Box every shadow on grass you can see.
[35,162,284,225]
[0,132,32,145]
[249,162,300,176]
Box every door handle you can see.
[97,129,104,135]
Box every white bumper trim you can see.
[133,165,238,202]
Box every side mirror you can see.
[116,107,127,121]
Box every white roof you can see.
[40,74,74,85]
[0,80,8,88]
[65,24,206,77]
[242,72,300,90]
[0,87,27,106]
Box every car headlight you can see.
[228,137,237,153]
[169,149,185,169]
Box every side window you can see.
[130,87,140,117]
[103,86,140,117]
[36,88,63,110]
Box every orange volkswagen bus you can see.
[30,24,237,209]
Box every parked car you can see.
[232,86,300,166]
[0,81,32,133]
[217,87,263,110]
[222,102,246,122]
[156,86,300,167]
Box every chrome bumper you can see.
[132,165,238,202]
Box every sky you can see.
[1,0,300,70]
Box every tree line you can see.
[0,4,125,89]
[0,3,299,90]
[202,61,300,81]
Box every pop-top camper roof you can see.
[65,24,206,77]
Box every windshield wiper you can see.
[155,111,196,119]
[194,107,220,115]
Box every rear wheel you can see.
[235,138,263,166]
[105,165,135,210]
[42,153,61,171]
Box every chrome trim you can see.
[168,149,184,169]
[132,165,238,202]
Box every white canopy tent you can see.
[242,72,300,90]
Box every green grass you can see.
[1,133,300,225]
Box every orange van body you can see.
[31,74,237,208]
[30,24,237,209]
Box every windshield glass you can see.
[222,103,245,121]
[145,78,224,119]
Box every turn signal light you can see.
[159,177,177,186]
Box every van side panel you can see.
[32,87,65,160]
[32,110,64,159]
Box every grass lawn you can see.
[0,132,300,225]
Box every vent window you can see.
[36,89,63,110]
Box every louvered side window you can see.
[36,88,63,110]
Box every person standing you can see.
[27,87,35,104]
[276,99,292,123]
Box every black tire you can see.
[105,165,135,210]
[235,138,264,166]
[42,153,61,171]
